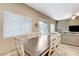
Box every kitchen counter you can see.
[61,32,79,47]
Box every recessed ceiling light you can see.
[53,13,72,20]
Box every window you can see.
[3,11,32,38]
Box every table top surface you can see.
[21,35,49,56]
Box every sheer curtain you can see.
[50,24,55,33]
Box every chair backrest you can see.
[49,32,60,56]
[15,37,25,56]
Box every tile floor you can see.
[53,44,79,56]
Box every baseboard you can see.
[61,42,79,47]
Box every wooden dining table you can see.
[16,35,50,56]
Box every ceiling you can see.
[26,3,79,20]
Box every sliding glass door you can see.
[37,20,49,50]
[50,24,55,33]
[39,21,49,35]
[38,19,55,51]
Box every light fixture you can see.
[71,12,79,19]
[75,16,79,19]
[71,15,76,19]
